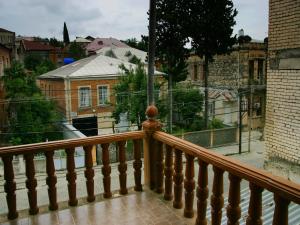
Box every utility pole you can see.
[147,0,156,106]
[248,86,253,152]
[238,90,243,154]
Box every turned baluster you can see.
[2,155,18,220]
[195,160,208,225]
[155,140,164,193]
[24,153,39,214]
[133,139,142,191]
[45,151,58,210]
[118,141,128,195]
[84,145,95,202]
[211,166,224,225]
[226,174,241,225]
[101,143,112,198]
[246,183,263,225]
[173,149,183,209]
[65,148,78,206]
[184,154,195,218]
[164,144,173,200]
[272,195,290,225]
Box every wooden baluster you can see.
[133,139,143,191]
[226,174,241,225]
[155,141,164,193]
[101,143,112,198]
[272,195,290,225]
[211,166,224,225]
[195,160,208,225]
[24,154,39,214]
[164,145,173,200]
[2,155,18,220]
[173,149,183,209]
[65,148,78,206]
[184,154,195,218]
[45,151,58,210]
[118,141,128,195]
[246,183,263,225]
[84,145,95,202]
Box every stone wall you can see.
[265,0,300,182]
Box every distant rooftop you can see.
[38,54,163,80]
[97,47,147,63]
[23,40,54,51]
[74,37,91,43]
[86,37,129,52]
[0,28,14,33]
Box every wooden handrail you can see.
[0,131,145,156]
[153,131,300,204]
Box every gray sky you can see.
[0,0,268,41]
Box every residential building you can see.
[0,28,15,58]
[74,37,91,48]
[0,44,11,135]
[38,54,162,136]
[86,37,129,55]
[22,40,65,66]
[0,44,11,76]
[186,41,267,129]
[264,0,300,182]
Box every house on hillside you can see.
[74,37,91,48]
[186,40,267,130]
[22,40,65,66]
[0,44,11,135]
[38,54,163,136]
[0,28,15,59]
[86,37,129,55]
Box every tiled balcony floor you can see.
[0,190,195,225]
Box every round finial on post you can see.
[146,105,158,120]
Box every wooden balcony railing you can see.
[1,105,300,225]
[0,131,144,220]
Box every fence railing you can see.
[0,131,144,220]
[1,105,300,225]
[144,105,300,225]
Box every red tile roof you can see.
[23,40,54,51]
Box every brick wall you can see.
[268,0,300,51]
[265,0,300,181]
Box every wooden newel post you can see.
[142,105,162,190]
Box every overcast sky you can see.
[0,0,268,41]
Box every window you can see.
[193,64,198,80]
[208,101,215,117]
[98,86,109,105]
[249,60,254,79]
[257,59,264,81]
[79,87,91,107]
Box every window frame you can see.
[97,85,110,106]
[78,86,92,108]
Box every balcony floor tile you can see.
[1,190,195,225]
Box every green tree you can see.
[49,37,64,48]
[2,62,62,145]
[173,87,204,130]
[188,0,237,128]
[156,0,189,83]
[123,35,148,52]
[68,42,86,60]
[63,22,70,45]
[113,63,166,130]
[24,54,42,71]
[24,55,56,74]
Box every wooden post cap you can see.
[146,105,158,120]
